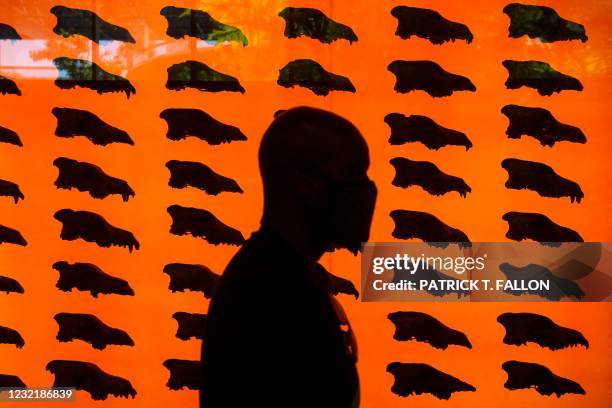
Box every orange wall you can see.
[0,0,610,407]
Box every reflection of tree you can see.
[6,0,49,38]
[26,0,146,74]
[167,60,240,84]
[193,0,279,46]
[29,38,131,75]
[54,57,129,82]
[184,0,282,79]
[25,0,284,78]
[162,5,248,45]
[98,43,131,72]
[30,38,89,63]
[54,57,93,79]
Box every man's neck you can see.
[259,219,325,266]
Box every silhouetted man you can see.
[200,107,377,408]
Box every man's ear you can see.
[290,162,325,204]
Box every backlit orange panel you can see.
[0,0,610,407]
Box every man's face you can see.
[314,141,377,254]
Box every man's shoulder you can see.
[225,239,281,277]
[216,238,288,293]
[216,240,315,309]
[226,229,303,275]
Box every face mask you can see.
[326,179,377,254]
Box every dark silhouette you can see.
[502,158,583,203]
[54,157,135,201]
[0,125,22,146]
[166,61,245,93]
[388,311,472,349]
[385,113,472,150]
[390,209,470,248]
[0,179,24,203]
[314,263,360,299]
[0,224,27,246]
[172,312,207,340]
[201,107,376,407]
[0,275,24,294]
[163,262,220,298]
[51,6,135,43]
[160,108,247,145]
[166,160,242,195]
[278,59,356,96]
[386,362,476,399]
[391,6,473,44]
[502,360,585,397]
[163,359,201,390]
[0,374,25,387]
[499,262,585,300]
[279,7,358,44]
[502,212,583,245]
[53,261,134,297]
[46,360,136,400]
[54,312,134,350]
[503,3,587,43]
[502,60,583,96]
[388,60,476,97]
[0,74,20,95]
[54,209,140,252]
[53,57,136,98]
[0,325,24,348]
[0,23,21,40]
[161,6,247,45]
[53,107,133,146]
[391,157,471,197]
[167,205,244,246]
[497,312,588,350]
[501,104,586,146]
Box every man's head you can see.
[259,107,377,255]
